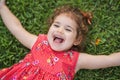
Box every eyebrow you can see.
[54,21,60,24]
[54,21,74,30]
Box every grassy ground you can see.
[0,0,120,80]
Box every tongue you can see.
[54,38,63,43]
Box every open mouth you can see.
[53,36,64,43]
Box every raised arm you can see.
[75,52,120,72]
[0,0,37,49]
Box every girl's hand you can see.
[0,0,6,9]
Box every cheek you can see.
[72,31,77,38]
[49,26,56,31]
[67,32,77,41]
[48,27,54,33]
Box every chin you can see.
[52,48,63,52]
[52,46,70,52]
[51,46,63,52]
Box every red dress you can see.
[0,34,79,80]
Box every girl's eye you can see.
[54,24,60,28]
[65,28,72,32]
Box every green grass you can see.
[0,0,120,80]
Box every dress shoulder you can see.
[31,34,47,50]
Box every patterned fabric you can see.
[0,34,79,80]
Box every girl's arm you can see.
[0,0,37,49]
[75,52,120,71]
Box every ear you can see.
[73,36,82,46]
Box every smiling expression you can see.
[47,13,80,51]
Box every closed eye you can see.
[65,28,72,32]
[54,24,60,28]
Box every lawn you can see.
[0,0,120,80]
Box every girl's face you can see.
[47,14,80,51]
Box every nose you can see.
[57,27,64,33]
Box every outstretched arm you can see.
[75,52,120,72]
[0,0,37,49]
